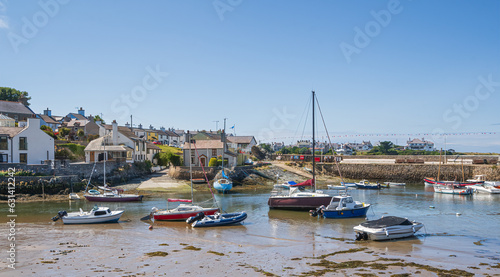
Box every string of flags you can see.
[264,132,497,141]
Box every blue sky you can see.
[1,0,499,152]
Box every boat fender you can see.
[385,229,389,237]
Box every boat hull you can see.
[191,212,247,227]
[153,207,219,221]
[213,179,233,193]
[433,185,473,195]
[84,194,144,202]
[354,222,423,241]
[323,205,370,219]
[62,211,124,224]
[268,196,332,210]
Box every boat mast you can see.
[312,91,316,192]
[222,118,226,172]
[188,131,194,202]
[103,136,106,186]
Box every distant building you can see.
[0,100,35,123]
[346,141,373,151]
[0,114,16,127]
[182,139,237,167]
[404,138,435,151]
[296,140,311,148]
[335,144,353,155]
[272,142,285,152]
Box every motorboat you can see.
[186,211,247,227]
[310,194,370,219]
[327,182,356,190]
[150,199,219,221]
[83,188,144,202]
[52,206,124,224]
[467,183,500,194]
[433,184,473,195]
[354,216,424,241]
[355,180,381,189]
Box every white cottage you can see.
[0,118,54,164]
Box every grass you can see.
[158,145,182,155]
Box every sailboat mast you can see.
[189,132,194,202]
[312,91,316,191]
[222,118,226,170]
[103,137,106,185]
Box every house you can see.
[37,108,60,131]
[227,136,257,153]
[158,127,181,146]
[272,142,285,152]
[182,139,236,167]
[346,141,373,151]
[0,100,35,123]
[0,118,54,164]
[146,141,161,161]
[0,114,16,127]
[84,120,149,163]
[404,138,435,151]
[64,107,87,121]
[335,144,353,155]
[296,140,311,148]
[192,131,222,141]
[145,125,159,142]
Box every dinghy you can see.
[186,211,247,228]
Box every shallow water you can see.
[2,182,500,275]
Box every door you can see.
[200,157,206,167]
[90,152,95,162]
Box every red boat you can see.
[151,199,219,221]
[424,177,484,187]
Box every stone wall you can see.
[316,163,500,182]
[273,154,499,163]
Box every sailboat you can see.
[268,91,333,210]
[150,133,219,221]
[84,136,143,202]
[213,119,233,193]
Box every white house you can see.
[404,138,435,151]
[85,120,149,163]
[227,136,257,153]
[0,118,54,164]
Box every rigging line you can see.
[300,94,312,142]
[292,94,311,144]
[192,140,222,211]
[315,94,347,188]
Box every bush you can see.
[208,157,217,167]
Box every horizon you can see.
[1,1,498,153]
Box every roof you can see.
[183,140,224,149]
[38,114,59,124]
[0,100,35,115]
[146,141,161,150]
[85,136,133,152]
[64,119,89,127]
[407,138,434,145]
[0,127,24,137]
[163,130,180,137]
[117,126,142,140]
[227,136,255,144]
[67,113,87,120]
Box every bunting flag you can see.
[261,132,497,141]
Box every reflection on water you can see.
[4,181,500,260]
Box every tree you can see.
[0,87,31,105]
[208,157,218,167]
[260,143,273,153]
[59,127,70,137]
[77,129,85,139]
[93,115,106,124]
[378,141,394,154]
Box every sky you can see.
[0,0,499,152]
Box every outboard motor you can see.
[355,232,369,241]
[52,211,67,222]
[309,205,325,217]
[186,212,205,224]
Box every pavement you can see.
[137,169,192,192]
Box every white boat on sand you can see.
[52,206,124,224]
[354,216,424,241]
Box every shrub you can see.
[208,157,218,167]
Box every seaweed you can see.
[207,250,225,256]
[145,251,169,257]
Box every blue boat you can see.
[355,180,381,189]
[187,211,247,227]
[213,171,233,193]
[310,194,371,219]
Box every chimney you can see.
[27,118,41,129]
[125,122,130,128]
[112,120,118,145]
[44,108,52,116]
[138,123,143,129]
[78,107,85,116]
[160,126,165,132]
[149,124,153,130]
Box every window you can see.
[0,136,7,150]
[212,149,217,156]
[0,154,8,163]
[19,153,27,163]
[19,137,27,150]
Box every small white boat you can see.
[52,206,124,224]
[69,193,80,200]
[467,183,500,194]
[354,216,424,241]
[384,182,406,186]
[433,184,473,195]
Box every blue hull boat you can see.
[355,180,381,189]
[187,211,247,227]
[310,194,371,219]
[213,178,233,193]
